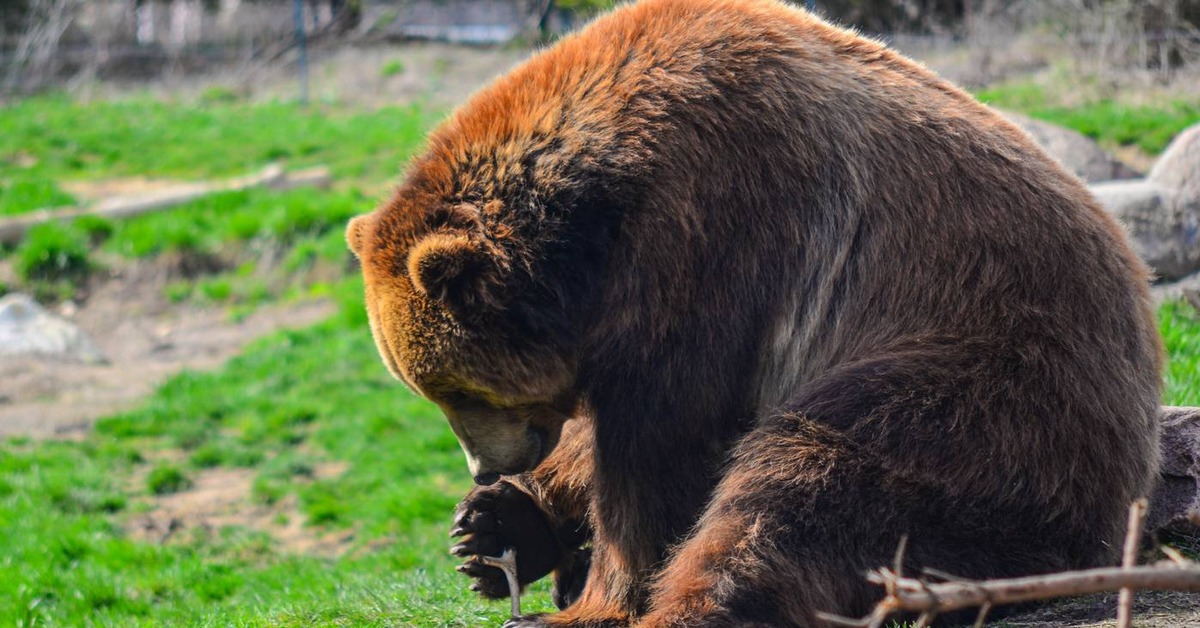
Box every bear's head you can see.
[346,171,586,486]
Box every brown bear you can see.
[345,0,1163,625]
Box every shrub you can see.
[15,222,90,282]
[380,59,405,78]
[72,215,115,245]
[146,465,191,495]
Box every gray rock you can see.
[1002,111,1141,183]
[0,293,106,363]
[1091,180,1200,281]
[1150,123,1200,198]
[1092,123,1200,282]
[1149,406,1200,536]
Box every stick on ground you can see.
[1118,498,1149,628]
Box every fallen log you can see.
[0,164,332,245]
[1149,406,1200,536]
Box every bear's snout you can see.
[445,406,558,482]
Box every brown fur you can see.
[346,0,1163,625]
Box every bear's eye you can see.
[437,389,497,413]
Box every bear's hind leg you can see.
[635,415,891,627]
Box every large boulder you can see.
[1092,123,1200,282]
[0,293,106,363]
[1150,123,1200,198]
[1092,179,1200,281]
[1002,111,1141,183]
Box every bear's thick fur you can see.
[346,0,1163,624]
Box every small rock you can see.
[1002,111,1141,183]
[0,293,107,363]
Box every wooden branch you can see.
[1118,498,1149,628]
[872,565,1200,613]
[0,164,332,245]
[822,566,1200,628]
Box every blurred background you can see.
[4,1,1200,107]
[0,1,1199,626]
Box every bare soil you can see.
[1002,591,1200,627]
[0,257,335,439]
[128,463,356,557]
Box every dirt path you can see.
[0,260,335,438]
[128,464,357,557]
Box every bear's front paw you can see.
[451,480,563,599]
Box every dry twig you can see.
[1118,498,1149,628]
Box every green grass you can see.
[0,174,75,216]
[0,95,435,216]
[146,465,192,495]
[976,82,1200,155]
[0,97,437,306]
[1160,301,1200,406]
[0,280,558,626]
[99,187,367,259]
[14,221,91,282]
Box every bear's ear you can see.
[346,215,369,259]
[407,233,502,312]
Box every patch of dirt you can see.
[129,464,355,557]
[0,257,336,438]
[1001,591,1200,627]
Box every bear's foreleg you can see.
[454,417,596,606]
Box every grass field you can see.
[976,81,1200,156]
[0,280,558,626]
[1,90,1199,626]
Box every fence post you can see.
[292,0,309,105]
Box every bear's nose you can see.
[473,472,501,486]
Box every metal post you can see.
[292,0,309,105]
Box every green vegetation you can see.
[13,221,92,300]
[0,174,75,215]
[0,95,434,216]
[976,82,1200,155]
[1160,301,1200,406]
[0,96,437,307]
[146,464,192,495]
[381,59,406,78]
[99,187,367,260]
[14,222,91,282]
[0,281,557,626]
